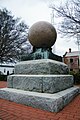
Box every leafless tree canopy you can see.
[51,0,80,38]
[0,8,29,62]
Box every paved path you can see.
[0,81,80,120]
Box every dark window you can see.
[70,69,73,71]
[13,69,14,73]
[70,58,73,63]
[4,69,6,73]
[7,71,9,75]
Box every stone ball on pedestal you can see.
[28,21,57,48]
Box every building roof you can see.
[65,51,80,57]
[0,62,16,67]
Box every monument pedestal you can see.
[0,59,79,112]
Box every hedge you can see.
[0,75,7,81]
[70,71,80,84]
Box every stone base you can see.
[0,86,79,112]
[15,59,69,75]
[7,75,73,93]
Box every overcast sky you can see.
[0,0,78,56]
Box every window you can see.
[12,69,14,73]
[4,69,6,73]
[7,71,9,75]
[70,58,73,63]
[70,69,73,71]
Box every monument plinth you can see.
[0,21,79,112]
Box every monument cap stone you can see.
[28,21,57,48]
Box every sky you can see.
[0,0,78,56]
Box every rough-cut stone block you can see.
[42,75,74,93]
[7,75,73,93]
[7,75,43,92]
[0,87,79,112]
[15,59,69,75]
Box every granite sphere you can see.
[28,21,57,48]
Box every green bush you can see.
[70,71,80,84]
[0,75,7,81]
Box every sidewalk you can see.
[0,81,80,120]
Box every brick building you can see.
[63,48,80,73]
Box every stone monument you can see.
[0,21,79,112]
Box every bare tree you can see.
[0,8,29,62]
[50,0,80,39]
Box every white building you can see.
[0,62,16,75]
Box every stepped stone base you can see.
[15,59,69,75]
[1,59,78,112]
[7,75,73,93]
[0,86,79,112]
